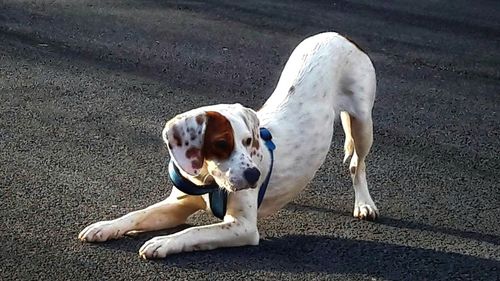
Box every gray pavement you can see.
[1,0,499,280]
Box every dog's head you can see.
[163,104,264,192]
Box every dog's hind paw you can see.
[353,204,379,221]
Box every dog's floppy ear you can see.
[163,110,235,176]
[164,113,207,176]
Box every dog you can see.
[79,32,379,259]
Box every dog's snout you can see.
[243,167,261,186]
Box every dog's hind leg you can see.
[341,111,354,163]
[348,113,378,220]
[339,47,379,221]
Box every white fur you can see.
[79,32,379,259]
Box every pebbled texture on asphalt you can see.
[1,0,499,280]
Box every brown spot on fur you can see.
[186,147,201,159]
[172,125,182,146]
[350,166,357,175]
[195,114,204,125]
[251,130,260,150]
[192,159,202,170]
[251,140,260,150]
[183,144,203,170]
[203,111,235,160]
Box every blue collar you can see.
[168,127,276,220]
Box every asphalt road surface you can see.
[1,0,499,280]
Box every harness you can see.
[168,128,276,220]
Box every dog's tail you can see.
[340,111,354,163]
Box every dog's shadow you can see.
[98,215,498,280]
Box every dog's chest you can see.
[257,87,337,216]
[258,107,335,216]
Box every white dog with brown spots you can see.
[79,32,379,259]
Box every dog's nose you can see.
[243,167,261,186]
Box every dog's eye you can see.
[214,139,229,150]
[244,137,252,146]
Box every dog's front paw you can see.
[139,236,183,259]
[353,204,379,221]
[78,220,122,242]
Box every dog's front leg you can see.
[139,190,259,259]
[78,194,204,242]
